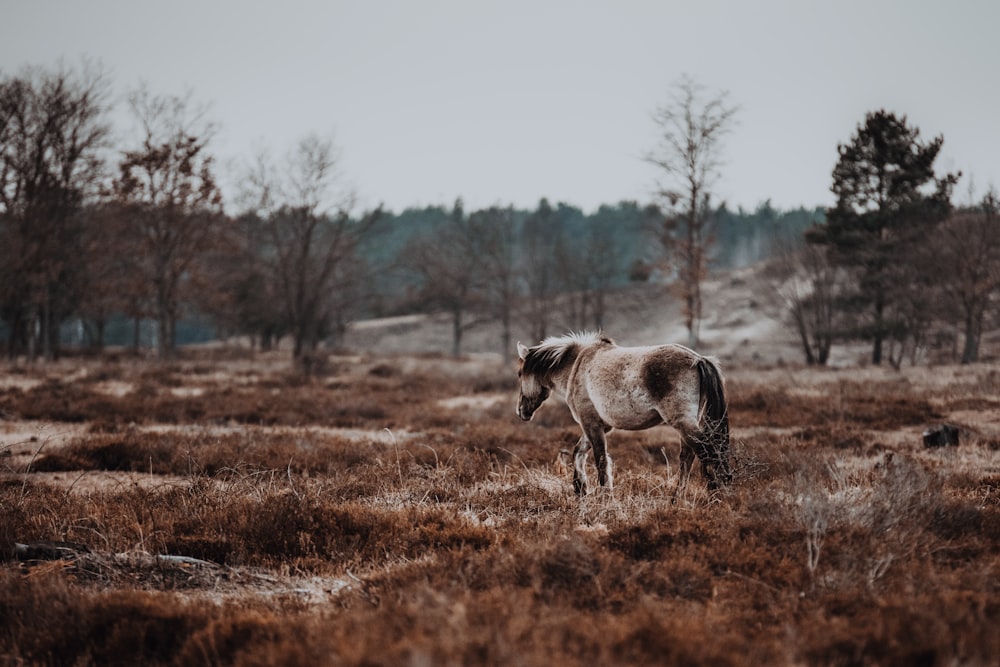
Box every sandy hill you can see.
[342,263,820,366]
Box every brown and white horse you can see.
[516,331,731,496]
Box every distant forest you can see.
[380,200,820,279]
[365,199,821,311]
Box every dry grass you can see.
[2,352,1000,665]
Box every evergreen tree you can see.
[809,110,957,365]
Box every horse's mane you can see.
[523,331,613,377]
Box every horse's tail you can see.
[696,357,732,485]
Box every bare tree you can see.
[242,134,381,366]
[401,200,489,357]
[768,239,844,365]
[520,199,561,342]
[548,204,594,331]
[474,205,521,358]
[554,229,609,332]
[76,203,146,351]
[0,62,111,359]
[930,190,1000,363]
[209,211,287,350]
[646,74,738,348]
[113,85,226,359]
[568,204,645,331]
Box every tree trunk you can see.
[156,303,177,360]
[593,290,605,331]
[46,312,61,361]
[794,314,817,365]
[27,316,38,362]
[95,318,106,352]
[168,314,177,359]
[452,307,463,358]
[500,311,511,361]
[155,273,176,359]
[871,296,885,365]
[157,316,168,359]
[817,332,831,365]
[691,277,702,349]
[41,300,54,361]
[132,317,141,354]
[961,312,981,364]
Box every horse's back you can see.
[581,343,699,386]
[573,343,701,430]
[636,344,701,400]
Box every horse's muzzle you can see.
[516,387,548,422]
[517,396,542,421]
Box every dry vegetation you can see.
[2,351,1000,665]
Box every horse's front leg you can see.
[572,435,591,496]
[674,440,696,501]
[585,424,613,492]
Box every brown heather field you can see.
[2,348,1000,666]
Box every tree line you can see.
[0,63,382,367]
[4,63,994,367]
[0,62,809,366]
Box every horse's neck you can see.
[548,366,572,399]
[546,346,581,397]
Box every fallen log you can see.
[923,423,960,448]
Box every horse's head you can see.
[515,342,550,421]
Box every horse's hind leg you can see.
[682,429,726,491]
[572,436,591,496]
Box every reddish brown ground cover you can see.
[2,352,999,665]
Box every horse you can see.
[515,331,731,496]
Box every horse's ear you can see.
[517,342,530,360]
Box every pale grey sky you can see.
[3,0,997,214]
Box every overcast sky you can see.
[3,0,998,214]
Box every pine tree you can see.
[809,110,957,365]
